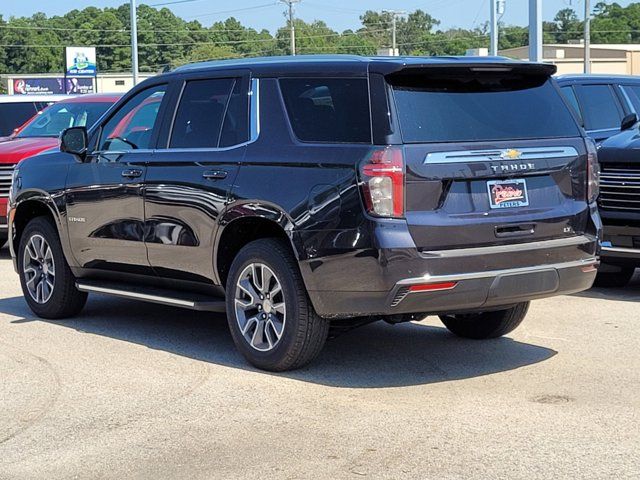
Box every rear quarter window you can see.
[280,78,371,143]
[389,73,581,143]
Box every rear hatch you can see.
[385,65,589,250]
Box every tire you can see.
[225,238,329,371]
[593,268,635,288]
[0,232,7,249]
[439,302,530,340]
[18,217,87,319]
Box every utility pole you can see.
[281,0,300,56]
[490,0,506,56]
[528,0,542,62]
[130,0,139,85]
[383,10,406,56]
[584,0,591,73]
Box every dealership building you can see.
[500,43,640,75]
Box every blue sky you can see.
[2,0,636,32]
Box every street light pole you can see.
[490,0,506,56]
[130,0,139,85]
[490,0,498,56]
[584,0,591,73]
[528,0,542,62]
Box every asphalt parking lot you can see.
[0,249,639,480]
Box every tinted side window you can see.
[560,85,583,122]
[621,85,640,113]
[100,84,167,151]
[0,103,37,136]
[576,84,623,131]
[170,78,234,149]
[220,79,249,148]
[280,78,371,143]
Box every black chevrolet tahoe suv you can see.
[557,74,640,287]
[9,55,601,371]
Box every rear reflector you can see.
[581,264,598,273]
[408,282,458,292]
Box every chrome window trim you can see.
[250,77,260,143]
[424,146,579,164]
[586,127,619,134]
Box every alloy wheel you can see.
[23,234,56,304]
[234,263,286,352]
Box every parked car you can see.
[9,56,600,371]
[590,121,640,287]
[557,74,640,286]
[0,94,68,140]
[0,94,121,246]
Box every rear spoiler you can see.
[370,61,557,78]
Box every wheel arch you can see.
[11,193,66,262]
[215,203,303,289]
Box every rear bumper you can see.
[304,232,599,318]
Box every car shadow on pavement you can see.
[571,272,640,303]
[1,294,556,389]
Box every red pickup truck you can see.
[0,94,120,245]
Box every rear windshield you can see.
[389,73,580,143]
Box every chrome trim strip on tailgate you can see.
[424,146,579,164]
[397,258,598,285]
[420,235,596,258]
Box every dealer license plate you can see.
[487,179,529,209]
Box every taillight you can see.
[360,146,404,218]
[585,138,600,203]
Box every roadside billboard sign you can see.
[12,77,95,95]
[65,46,97,76]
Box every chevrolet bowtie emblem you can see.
[501,149,523,160]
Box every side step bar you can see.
[76,280,227,312]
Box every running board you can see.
[75,280,227,312]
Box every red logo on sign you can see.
[492,184,524,204]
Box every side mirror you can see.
[621,113,638,131]
[60,126,88,159]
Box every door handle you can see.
[121,168,143,179]
[202,170,228,180]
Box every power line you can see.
[183,3,277,20]
[0,28,390,49]
[149,0,205,6]
[0,24,273,34]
